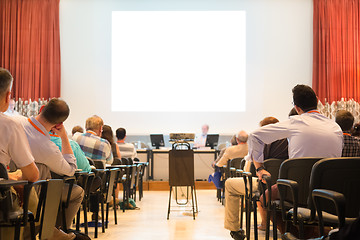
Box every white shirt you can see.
[0,113,34,168]
[194,133,207,148]
[248,111,343,163]
[16,116,77,177]
[117,141,137,159]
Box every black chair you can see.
[310,158,360,237]
[75,171,95,235]
[228,157,243,178]
[104,168,120,229]
[137,162,149,201]
[242,158,285,240]
[276,158,323,239]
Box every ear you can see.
[5,91,11,105]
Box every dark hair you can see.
[335,110,354,132]
[0,68,13,98]
[116,128,126,140]
[101,125,115,145]
[260,117,279,127]
[230,135,237,145]
[351,123,360,137]
[72,125,84,135]
[292,84,318,112]
[41,98,70,124]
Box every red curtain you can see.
[313,0,360,103]
[0,0,61,100]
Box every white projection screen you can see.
[112,11,246,112]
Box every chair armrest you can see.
[277,179,299,224]
[236,169,243,177]
[261,175,273,209]
[312,189,346,235]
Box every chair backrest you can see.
[127,158,134,165]
[229,157,242,169]
[93,160,105,169]
[37,179,64,239]
[309,157,360,218]
[278,157,322,206]
[105,169,119,203]
[121,158,129,165]
[263,158,286,186]
[0,163,8,179]
[112,158,122,165]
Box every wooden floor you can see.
[76,190,268,240]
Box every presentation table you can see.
[136,149,219,181]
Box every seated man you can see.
[212,135,237,168]
[216,131,248,167]
[16,98,84,233]
[224,117,288,240]
[249,85,343,237]
[0,68,39,182]
[335,110,360,157]
[194,124,209,148]
[116,127,137,159]
[73,115,113,165]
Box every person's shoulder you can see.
[0,113,26,131]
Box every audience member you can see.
[224,117,288,239]
[351,123,360,138]
[16,98,83,238]
[212,135,237,167]
[4,98,20,117]
[0,68,39,182]
[73,115,113,165]
[72,125,84,135]
[50,132,92,172]
[247,84,343,237]
[216,131,248,167]
[101,125,121,160]
[194,124,209,148]
[116,127,137,159]
[335,110,360,157]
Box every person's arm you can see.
[115,144,121,159]
[51,124,73,155]
[19,162,39,182]
[248,120,291,164]
[215,149,231,167]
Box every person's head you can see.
[72,125,84,135]
[40,98,70,125]
[116,128,126,141]
[292,84,318,113]
[335,110,354,132]
[85,115,104,136]
[0,68,13,112]
[260,117,279,127]
[351,123,360,137]
[202,124,209,135]
[230,135,237,146]
[101,125,115,145]
[236,130,248,144]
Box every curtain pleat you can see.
[313,0,360,103]
[0,0,60,100]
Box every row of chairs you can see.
[228,157,360,240]
[0,157,149,239]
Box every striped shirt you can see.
[73,131,113,164]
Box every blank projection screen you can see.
[112,11,246,112]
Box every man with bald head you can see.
[194,124,209,148]
[216,130,248,167]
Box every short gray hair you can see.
[236,130,248,143]
[0,68,13,98]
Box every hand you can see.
[256,169,271,183]
[51,123,67,139]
